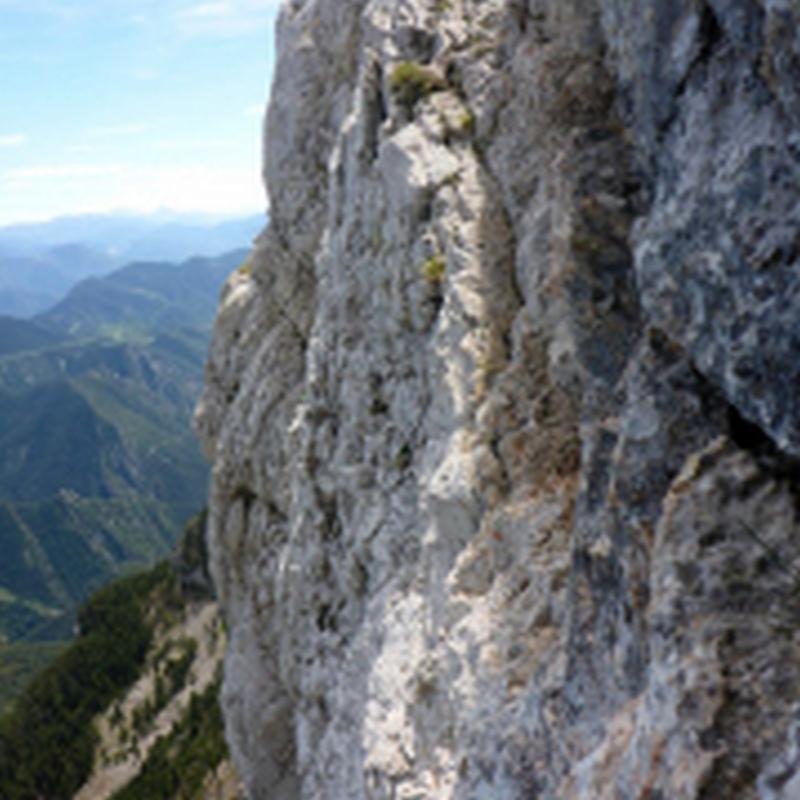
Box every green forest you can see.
[0,561,180,798]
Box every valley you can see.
[0,246,245,710]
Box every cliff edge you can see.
[196,1,800,797]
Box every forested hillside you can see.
[0,513,238,799]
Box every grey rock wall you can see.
[195,0,800,797]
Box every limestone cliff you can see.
[195,1,800,797]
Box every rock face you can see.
[195,1,800,797]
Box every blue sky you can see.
[0,0,281,224]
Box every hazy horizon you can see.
[0,1,281,226]
[0,206,267,231]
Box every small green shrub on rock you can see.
[390,61,445,112]
[458,109,475,135]
[421,254,447,283]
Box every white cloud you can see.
[6,163,125,180]
[0,0,279,38]
[155,137,234,150]
[115,164,266,214]
[173,0,281,38]
[1,162,265,221]
[0,133,27,148]
[244,103,264,118]
[182,2,229,18]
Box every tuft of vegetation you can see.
[457,109,475,135]
[109,672,227,800]
[390,61,445,113]
[0,562,179,799]
[421,254,447,283]
[236,258,252,277]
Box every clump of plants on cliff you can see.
[421,254,447,283]
[390,61,445,113]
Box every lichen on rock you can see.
[195,1,800,797]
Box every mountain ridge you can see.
[0,213,262,317]
[37,249,247,337]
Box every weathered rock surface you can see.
[195,0,800,797]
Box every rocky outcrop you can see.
[195,1,800,797]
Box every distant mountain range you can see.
[38,252,239,337]
[0,212,263,316]
[0,248,246,647]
